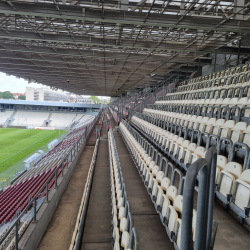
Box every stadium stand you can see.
[49,113,81,128]
[116,64,250,229]
[11,111,50,127]
[0,110,93,129]
[130,109,250,224]
[0,111,14,125]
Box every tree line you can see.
[0,91,26,100]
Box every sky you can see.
[0,72,109,99]
[0,72,43,94]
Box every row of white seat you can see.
[178,74,250,93]
[72,116,94,129]
[153,98,250,121]
[130,115,250,224]
[12,111,50,127]
[186,64,250,85]
[108,129,138,250]
[142,108,250,147]
[162,83,250,102]
[0,227,9,241]
[119,121,196,249]
[0,221,28,250]
[155,97,250,109]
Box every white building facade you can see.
[26,87,68,102]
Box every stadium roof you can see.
[0,0,250,96]
[0,99,101,108]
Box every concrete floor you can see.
[213,201,250,250]
[81,136,111,250]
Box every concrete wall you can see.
[111,97,119,103]
[19,124,96,250]
[202,54,238,76]
[6,125,26,129]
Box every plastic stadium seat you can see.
[216,162,243,202]
[230,122,248,143]
[211,119,225,136]
[232,169,250,210]
[219,120,235,138]
[216,155,228,183]
[242,126,250,145]
[183,143,197,166]
[190,147,206,164]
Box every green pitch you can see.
[0,128,66,174]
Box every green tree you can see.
[18,95,26,100]
[0,91,14,99]
[89,96,101,104]
[0,92,3,99]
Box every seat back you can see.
[161,177,170,192]
[230,122,247,142]
[205,118,217,133]
[212,119,225,135]
[166,185,178,203]
[173,195,183,214]
[224,162,242,179]
[220,120,235,138]
[167,205,178,231]
[240,169,250,185]
[217,155,227,170]
[233,170,250,210]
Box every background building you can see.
[12,93,26,100]
[75,96,94,103]
[26,87,67,102]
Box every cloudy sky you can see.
[0,72,42,94]
[0,72,110,99]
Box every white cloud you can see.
[0,72,42,93]
[0,72,111,99]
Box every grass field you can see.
[0,128,66,174]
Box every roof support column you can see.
[180,0,186,15]
[120,0,128,10]
[234,0,245,20]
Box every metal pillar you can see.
[33,199,37,222]
[15,223,18,250]
[46,182,49,202]
[55,170,58,188]
[181,158,209,250]
[237,39,241,65]
[213,52,217,72]
[205,147,218,250]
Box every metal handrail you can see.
[0,111,102,250]
[70,114,104,250]
[70,139,100,250]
